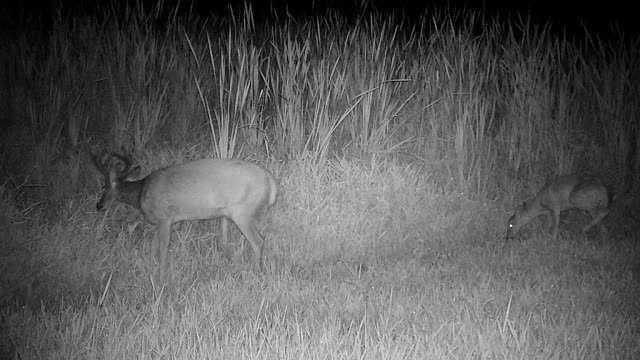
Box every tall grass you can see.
[1,3,639,359]
[5,5,637,191]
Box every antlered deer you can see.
[91,151,277,283]
[506,174,609,241]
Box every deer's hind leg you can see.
[584,207,609,239]
[549,209,562,241]
[154,220,172,284]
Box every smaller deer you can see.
[506,174,609,241]
[91,151,277,283]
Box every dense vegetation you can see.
[1,2,638,359]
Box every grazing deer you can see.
[506,174,609,241]
[91,151,277,283]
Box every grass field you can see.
[1,2,639,359]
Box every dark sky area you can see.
[1,0,637,38]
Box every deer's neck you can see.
[116,179,145,210]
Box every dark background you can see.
[2,0,637,38]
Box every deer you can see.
[506,174,610,242]
[90,150,277,284]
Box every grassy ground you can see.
[1,158,639,359]
[1,2,639,359]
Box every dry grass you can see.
[1,3,639,359]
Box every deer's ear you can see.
[124,165,141,180]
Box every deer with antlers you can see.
[90,150,277,284]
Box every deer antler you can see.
[89,146,137,179]
[108,147,140,179]
[108,152,133,174]
[90,150,111,178]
